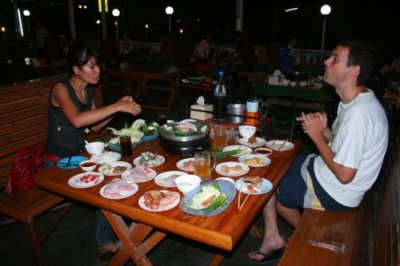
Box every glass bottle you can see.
[213,71,227,122]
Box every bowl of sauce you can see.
[79,160,97,172]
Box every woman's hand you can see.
[117,96,142,115]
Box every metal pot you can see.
[159,121,209,142]
[227,104,245,124]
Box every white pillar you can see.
[235,0,244,31]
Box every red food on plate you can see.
[243,176,262,193]
[80,174,99,183]
[143,190,179,210]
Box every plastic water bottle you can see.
[213,71,227,121]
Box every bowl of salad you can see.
[159,120,209,142]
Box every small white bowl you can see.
[85,141,105,155]
[238,125,256,138]
[79,160,97,172]
[175,174,201,195]
[254,147,273,156]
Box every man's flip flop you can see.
[248,247,286,264]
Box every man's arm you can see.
[297,112,356,184]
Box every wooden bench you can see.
[279,138,399,266]
[0,74,105,264]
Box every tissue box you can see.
[268,76,280,85]
[190,104,213,120]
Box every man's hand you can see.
[296,112,327,139]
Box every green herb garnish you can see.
[213,148,245,160]
[203,181,228,214]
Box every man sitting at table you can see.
[248,40,389,263]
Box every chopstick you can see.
[278,139,288,151]
[237,181,250,210]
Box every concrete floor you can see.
[0,204,292,266]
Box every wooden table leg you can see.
[208,253,225,266]
[102,210,166,266]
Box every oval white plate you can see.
[265,140,295,151]
[235,178,273,195]
[100,182,139,199]
[222,145,252,157]
[91,151,121,164]
[155,171,187,187]
[138,190,180,212]
[176,158,195,172]
[215,162,250,177]
[239,154,271,167]
[68,172,104,189]
[133,154,165,167]
[98,161,132,176]
[121,167,157,183]
[238,137,266,148]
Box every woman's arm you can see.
[52,83,141,129]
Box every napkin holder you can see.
[190,104,213,120]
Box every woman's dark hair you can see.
[67,42,100,72]
[339,40,376,85]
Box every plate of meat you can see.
[215,162,249,177]
[235,176,273,194]
[238,137,266,148]
[138,190,180,212]
[154,171,187,187]
[176,158,194,172]
[121,165,157,183]
[68,172,104,189]
[100,178,139,199]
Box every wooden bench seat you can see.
[0,74,105,264]
[280,136,399,266]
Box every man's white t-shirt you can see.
[313,90,388,207]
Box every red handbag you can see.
[5,144,45,195]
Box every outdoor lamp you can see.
[165,6,174,32]
[320,4,331,63]
[112,8,120,38]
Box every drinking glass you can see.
[193,152,216,181]
[212,125,228,152]
[119,135,132,157]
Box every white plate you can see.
[215,162,250,177]
[121,167,157,183]
[155,171,187,187]
[235,178,273,195]
[99,182,139,199]
[176,158,195,172]
[238,137,266,148]
[98,161,132,176]
[138,190,180,212]
[239,154,271,167]
[91,151,121,164]
[265,140,295,151]
[133,154,165,167]
[222,145,252,157]
[68,172,104,189]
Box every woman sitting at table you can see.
[44,42,142,258]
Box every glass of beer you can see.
[194,152,216,181]
[119,135,132,157]
[212,125,228,151]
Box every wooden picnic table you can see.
[34,138,302,265]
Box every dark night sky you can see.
[1,0,399,50]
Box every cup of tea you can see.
[193,151,216,181]
[212,125,228,152]
[119,135,132,157]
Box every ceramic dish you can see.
[138,190,180,212]
[265,140,295,151]
[91,151,121,164]
[68,172,104,189]
[154,171,187,187]
[222,145,252,157]
[238,137,266,148]
[180,180,236,217]
[215,162,250,177]
[98,161,132,176]
[238,154,271,167]
[133,154,165,167]
[176,158,195,172]
[99,181,139,200]
[121,166,157,183]
[235,177,273,195]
